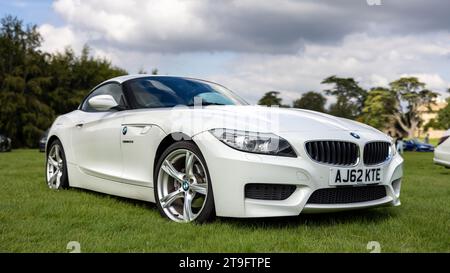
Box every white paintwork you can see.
[47,75,404,218]
[434,129,450,167]
[88,94,118,111]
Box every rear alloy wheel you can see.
[46,140,69,189]
[155,141,215,223]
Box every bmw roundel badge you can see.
[350,132,360,139]
[122,126,127,135]
[182,181,190,191]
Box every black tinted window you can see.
[126,77,247,108]
[81,83,126,112]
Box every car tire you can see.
[46,139,70,189]
[154,141,215,223]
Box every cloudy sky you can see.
[2,0,450,103]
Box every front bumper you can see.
[434,146,450,167]
[193,131,403,218]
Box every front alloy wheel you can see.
[155,141,215,223]
[46,140,69,189]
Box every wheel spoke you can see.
[48,156,58,167]
[48,171,58,186]
[160,189,184,208]
[185,151,194,176]
[55,171,62,188]
[55,145,61,162]
[161,160,184,183]
[190,183,207,195]
[183,193,194,222]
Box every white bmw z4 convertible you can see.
[46,75,403,223]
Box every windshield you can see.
[125,76,247,109]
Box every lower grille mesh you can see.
[245,184,296,200]
[306,186,386,204]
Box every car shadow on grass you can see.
[68,187,397,228]
[217,208,397,229]
[69,187,157,210]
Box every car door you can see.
[119,79,168,187]
[71,82,128,181]
[119,122,166,187]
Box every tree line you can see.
[258,76,450,138]
[0,16,127,147]
[1,15,449,148]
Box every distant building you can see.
[415,97,448,139]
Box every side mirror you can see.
[88,95,119,111]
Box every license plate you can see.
[329,168,382,186]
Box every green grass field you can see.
[0,150,449,253]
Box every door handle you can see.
[75,123,84,128]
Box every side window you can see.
[81,83,127,112]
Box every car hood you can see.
[205,105,381,132]
[125,105,386,138]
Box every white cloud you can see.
[37,0,450,105]
[38,24,82,53]
[51,0,208,51]
[43,0,450,53]
[206,32,450,103]
[400,73,450,91]
[53,0,138,42]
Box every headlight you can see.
[209,128,297,157]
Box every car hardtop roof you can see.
[91,74,228,93]
[100,74,215,85]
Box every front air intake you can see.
[305,141,359,166]
[306,186,387,204]
[245,184,296,200]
